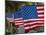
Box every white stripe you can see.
[7,18,14,22]
[36,6,44,9]
[9,21,14,22]
[37,11,44,13]
[24,18,44,22]
[30,25,39,28]
[15,18,23,20]
[15,20,23,22]
[38,14,44,17]
[24,25,37,29]
[7,18,14,20]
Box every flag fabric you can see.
[14,3,44,33]
[6,3,44,33]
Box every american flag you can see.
[14,3,44,32]
[7,3,44,33]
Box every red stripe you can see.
[36,4,44,6]
[15,24,23,27]
[38,17,44,18]
[37,8,44,11]
[15,24,19,27]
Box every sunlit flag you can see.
[6,2,44,33]
[14,3,44,33]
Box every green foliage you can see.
[6,1,33,13]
